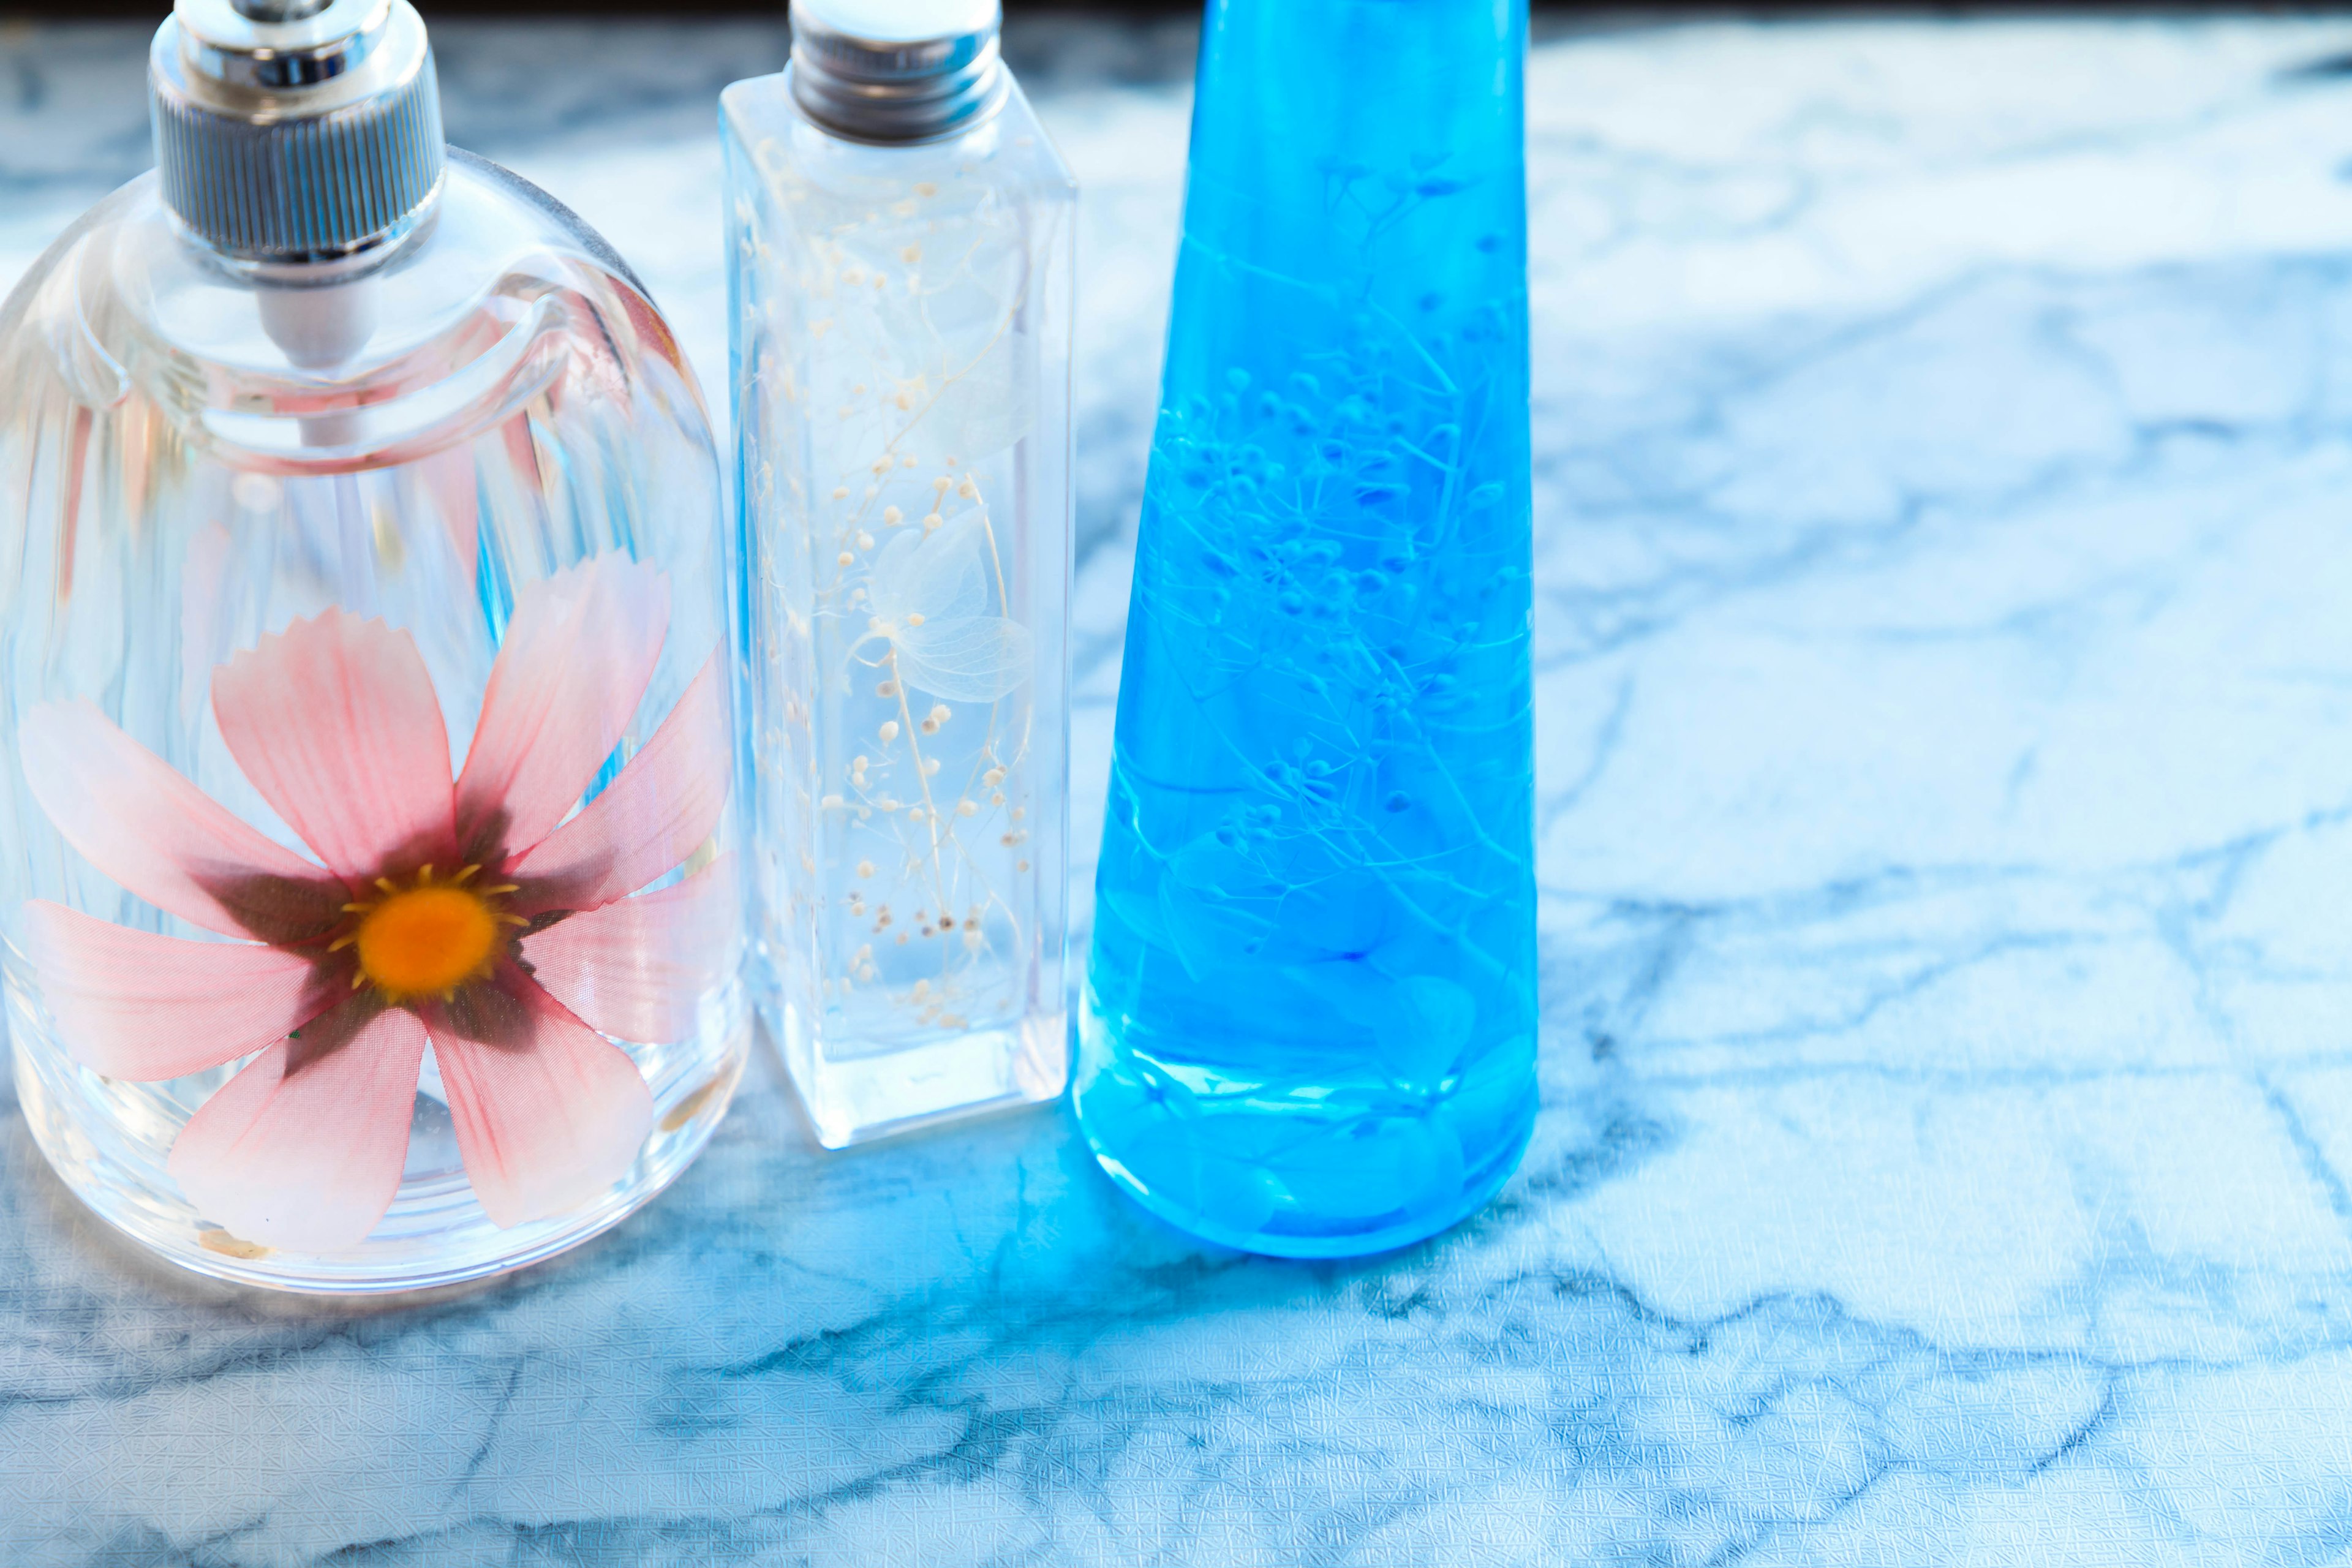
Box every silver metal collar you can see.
[788,0,1008,146]
[151,0,445,262]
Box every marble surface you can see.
[9,12,2352,1564]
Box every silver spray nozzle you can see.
[231,0,334,21]
[151,0,445,261]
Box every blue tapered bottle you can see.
[1078,0,1536,1257]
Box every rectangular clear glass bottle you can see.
[723,39,1076,1147]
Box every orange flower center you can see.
[333,865,522,1002]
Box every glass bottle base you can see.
[1079,1121,1528,1260]
[1072,998,1536,1260]
[9,995,751,1295]
[777,1005,1069,1150]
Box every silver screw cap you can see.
[788,0,1008,146]
[151,0,445,262]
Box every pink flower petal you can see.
[26,900,345,1081]
[167,997,429,1253]
[421,968,654,1228]
[58,409,88,601]
[419,448,480,587]
[519,858,735,1044]
[18,700,347,943]
[211,610,459,889]
[454,554,669,864]
[503,646,731,916]
[500,415,545,496]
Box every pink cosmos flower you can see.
[18,553,733,1252]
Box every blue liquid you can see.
[1078,0,1537,1257]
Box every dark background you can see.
[7,2,2323,18]
[8,1,1216,12]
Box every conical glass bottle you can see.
[0,0,747,1291]
[1077,0,1537,1257]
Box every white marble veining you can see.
[7,13,2352,1564]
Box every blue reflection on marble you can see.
[7,13,2352,1565]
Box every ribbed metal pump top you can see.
[151,0,445,262]
[788,0,1008,146]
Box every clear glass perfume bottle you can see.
[1077,0,1537,1257]
[0,0,747,1291]
[723,0,1076,1147]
